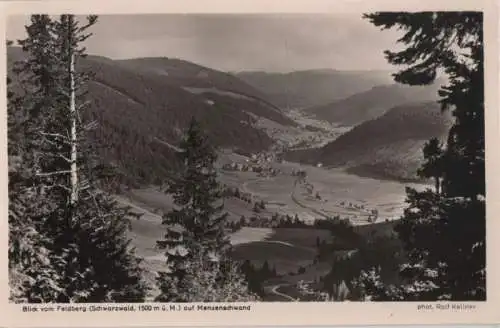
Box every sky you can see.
[6,14,403,72]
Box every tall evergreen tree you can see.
[418,137,444,193]
[356,11,485,301]
[8,16,73,302]
[156,117,255,301]
[8,37,66,302]
[9,15,147,302]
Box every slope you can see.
[117,57,285,114]
[286,102,452,182]
[7,47,295,186]
[306,82,442,126]
[318,101,451,181]
[235,69,395,109]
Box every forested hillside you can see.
[118,57,280,110]
[306,82,441,126]
[286,102,451,181]
[8,47,295,186]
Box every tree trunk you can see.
[69,51,78,206]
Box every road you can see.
[290,186,331,220]
[265,283,298,302]
[266,279,318,302]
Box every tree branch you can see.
[36,170,72,177]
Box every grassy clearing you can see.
[232,241,313,261]
[231,241,314,275]
[125,188,175,213]
[122,160,413,228]
[229,226,335,276]
[230,227,274,245]
[266,228,331,249]
[218,160,413,224]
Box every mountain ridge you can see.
[235,69,395,109]
[285,101,452,182]
[7,47,294,185]
[305,82,443,126]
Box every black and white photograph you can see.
[4,7,489,308]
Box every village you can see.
[220,150,380,232]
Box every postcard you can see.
[1,0,499,326]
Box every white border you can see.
[1,0,499,326]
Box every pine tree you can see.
[9,15,147,302]
[360,11,485,301]
[156,117,255,301]
[8,38,65,302]
[261,260,271,278]
[418,137,444,193]
[8,16,73,302]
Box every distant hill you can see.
[7,47,295,186]
[234,69,395,109]
[286,101,452,182]
[118,57,283,112]
[306,82,442,126]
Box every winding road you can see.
[268,283,297,301]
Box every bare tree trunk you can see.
[69,51,78,206]
[435,176,440,195]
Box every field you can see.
[230,227,331,274]
[121,196,332,300]
[118,154,420,301]
[217,154,427,223]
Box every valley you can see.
[6,12,484,307]
[8,45,444,302]
[93,60,443,302]
[120,146,429,301]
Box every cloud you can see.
[7,13,402,72]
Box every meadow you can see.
[118,156,416,300]
[217,155,426,224]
